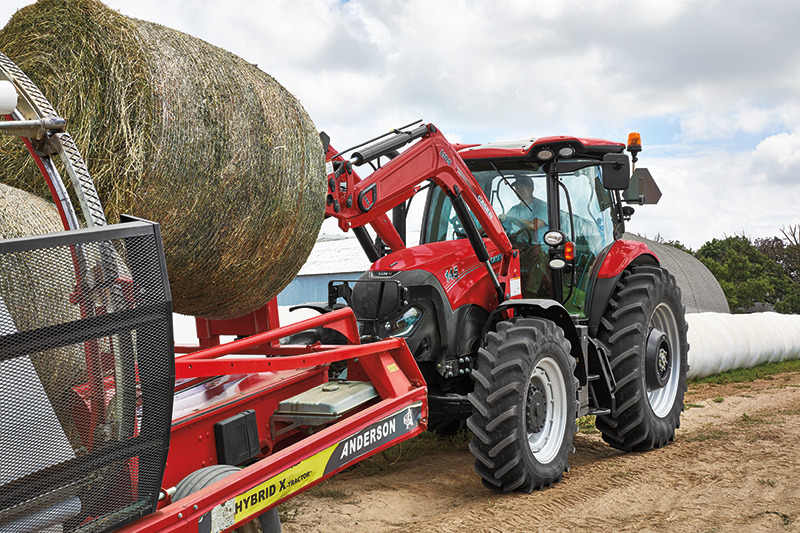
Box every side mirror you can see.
[623,167,662,205]
[601,153,630,190]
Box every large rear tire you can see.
[174,465,281,533]
[468,317,578,493]
[596,265,688,451]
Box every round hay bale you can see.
[0,183,84,442]
[0,0,326,319]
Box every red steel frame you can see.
[119,306,427,532]
[7,116,118,453]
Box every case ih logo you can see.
[439,149,452,166]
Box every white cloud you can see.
[752,131,800,184]
[3,0,800,249]
[632,148,800,249]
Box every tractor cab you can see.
[421,135,647,317]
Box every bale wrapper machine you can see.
[0,53,426,533]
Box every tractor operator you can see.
[502,176,552,298]
[506,175,547,231]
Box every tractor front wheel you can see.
[174,465,281,533]
[596,265,688,451]
[468,317,578,493]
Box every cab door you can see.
[553,163,616,316]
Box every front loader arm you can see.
[325,124,515,280]
[324,143,406,253]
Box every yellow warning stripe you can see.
[233,443,338,523]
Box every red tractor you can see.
[315,121,687,493]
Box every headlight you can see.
[384,307,423,337]
[536,148,554,161]
[558,146,576,157]
[544,229,565,246]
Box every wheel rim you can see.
[525,356,567,463]
[647,302,680,418]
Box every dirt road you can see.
[283,373,800,532]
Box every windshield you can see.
[557,164,615,256]
[422,160,615,316]
[422,163,548,243]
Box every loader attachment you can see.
[0,218,174,533]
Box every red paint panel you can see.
[165,368,327,488]
[457,135,624,161]
[371,239,503,311]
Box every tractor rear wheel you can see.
[174,465,281,533]
[596,265,688,452]
[468,317,578,493]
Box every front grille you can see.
[0,219,174,533]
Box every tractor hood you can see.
[368,238,504,310]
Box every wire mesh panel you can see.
[0,219,174,533]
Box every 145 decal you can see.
[444,265,459,283]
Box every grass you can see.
[577,415,599,434]
[276,500,300,525]
[690,359,800,386]
[294,358,800,484]
[306,487,351,499]
[684,424,727,442]
[737,413,767,426]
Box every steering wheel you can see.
[502,215,539,245]
[449,216,468,239]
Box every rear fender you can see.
[483,299,588,386]
[586,239,659,336]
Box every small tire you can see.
[468,317,578,493]
[596,265,688,452]
[174,465,281,533]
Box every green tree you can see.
[755,225,800,282]
[696,235,791,313]
[755,225,800,313]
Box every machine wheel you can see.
[174,465,281,533]
[595,265,688,452]
[467,317,578,493]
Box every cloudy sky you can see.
[3,0,800,249]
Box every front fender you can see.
[596,239,658,279]
[483,299,587,386]
[587,239,660,336]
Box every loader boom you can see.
[325,123,517,301]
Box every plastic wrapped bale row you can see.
[686,312,800,379]
[0,0,326,319]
